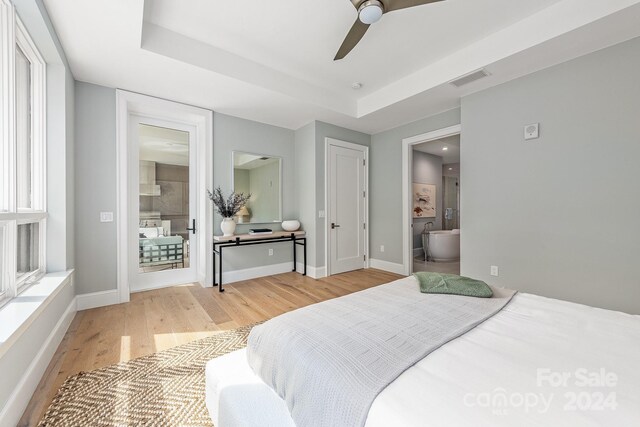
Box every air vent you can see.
[449,69,490,88]
[259,157,269,160]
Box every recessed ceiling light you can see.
[352,82,363,90]
[442,147,448,151]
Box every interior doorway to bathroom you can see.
[401,125,461,276]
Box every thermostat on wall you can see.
[524,123,540,140]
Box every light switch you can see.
[100,212,114,223]
[490,265,499,276]
[318,210,325,218]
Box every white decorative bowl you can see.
[282,220,301,232]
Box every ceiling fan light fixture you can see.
[358,0,384,25]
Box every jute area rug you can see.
[39,324,255,426]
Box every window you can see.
[0,1,46,305]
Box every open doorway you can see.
[401,125,461,276]
[411,136,460,275]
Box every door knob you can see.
[186,219,196,234]
[331,223,340,229]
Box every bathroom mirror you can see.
[232,151,282,224]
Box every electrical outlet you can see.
[380,245,385,253]
[318,210,325,218]
[268,248,274,256]
[490,265,499,276]
[100,212,113,223]
[524,123,539,140]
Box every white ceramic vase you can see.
[221,217,236,236]
[282,220,301,232]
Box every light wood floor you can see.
[18,268,403,426]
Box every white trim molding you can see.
[220,262,327,284]
[402,124,461,276]
[0,4,48,305]
[76,289,120,311]
[0,297,75,426]
[369,259,406,276]
[324,137,370,277]
[0,273,76,427]
[296,262,326,280]
[115,90,214,303]
[222,262,294,284]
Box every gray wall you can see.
[294,122,317,267]
[314,121,370,268]
[74,82,117,294]
[412,151,443,252]
[293,121,370,269]
[461,36,640,314]
[213,113,296,271]
[233,169,250,196]
[370,109,461,264]
[248,161,281,222]
[74,84,301,292]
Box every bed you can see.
[205,276,640,426]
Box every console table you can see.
[213,231,306,292]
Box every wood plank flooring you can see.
[18,268,403,426]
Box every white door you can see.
[128,115,199,291]
[328,142,367,275]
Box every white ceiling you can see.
[414,135,460,163]
[139,124,189,166]
[43,0,640,133]
[234,153,280,170]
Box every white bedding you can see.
[206,284,640,426]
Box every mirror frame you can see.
[231,151,283,224]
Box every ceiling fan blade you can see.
[384,0,445,13]
[334,19,370,60]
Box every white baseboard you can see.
[76,289,120,311]
[413,247,424,258]
[221,262,327,284]
[369,258,406,275]
[296,262,326,279]
[0,296,76,426]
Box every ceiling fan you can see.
[335,0,445,60]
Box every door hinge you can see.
[363,190,366,198]
[364,254,367,261]
[363,159,366,166]
[363,223,366,230]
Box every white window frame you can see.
[0,0,47,306]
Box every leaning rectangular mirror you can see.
[232,151,282,224]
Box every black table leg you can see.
[218,246,224,292]
[303,238,307,276]
[293,237,297,272]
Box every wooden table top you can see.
[214,230,305,242]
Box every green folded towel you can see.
[414,272,493,298]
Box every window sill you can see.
[0,270,74,359]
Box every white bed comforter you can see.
[206,279,640,427]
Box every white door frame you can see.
[116,90,213,303]
[324,137,369,276]
[401,124,461,276]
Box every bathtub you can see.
[425,229,460,262]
